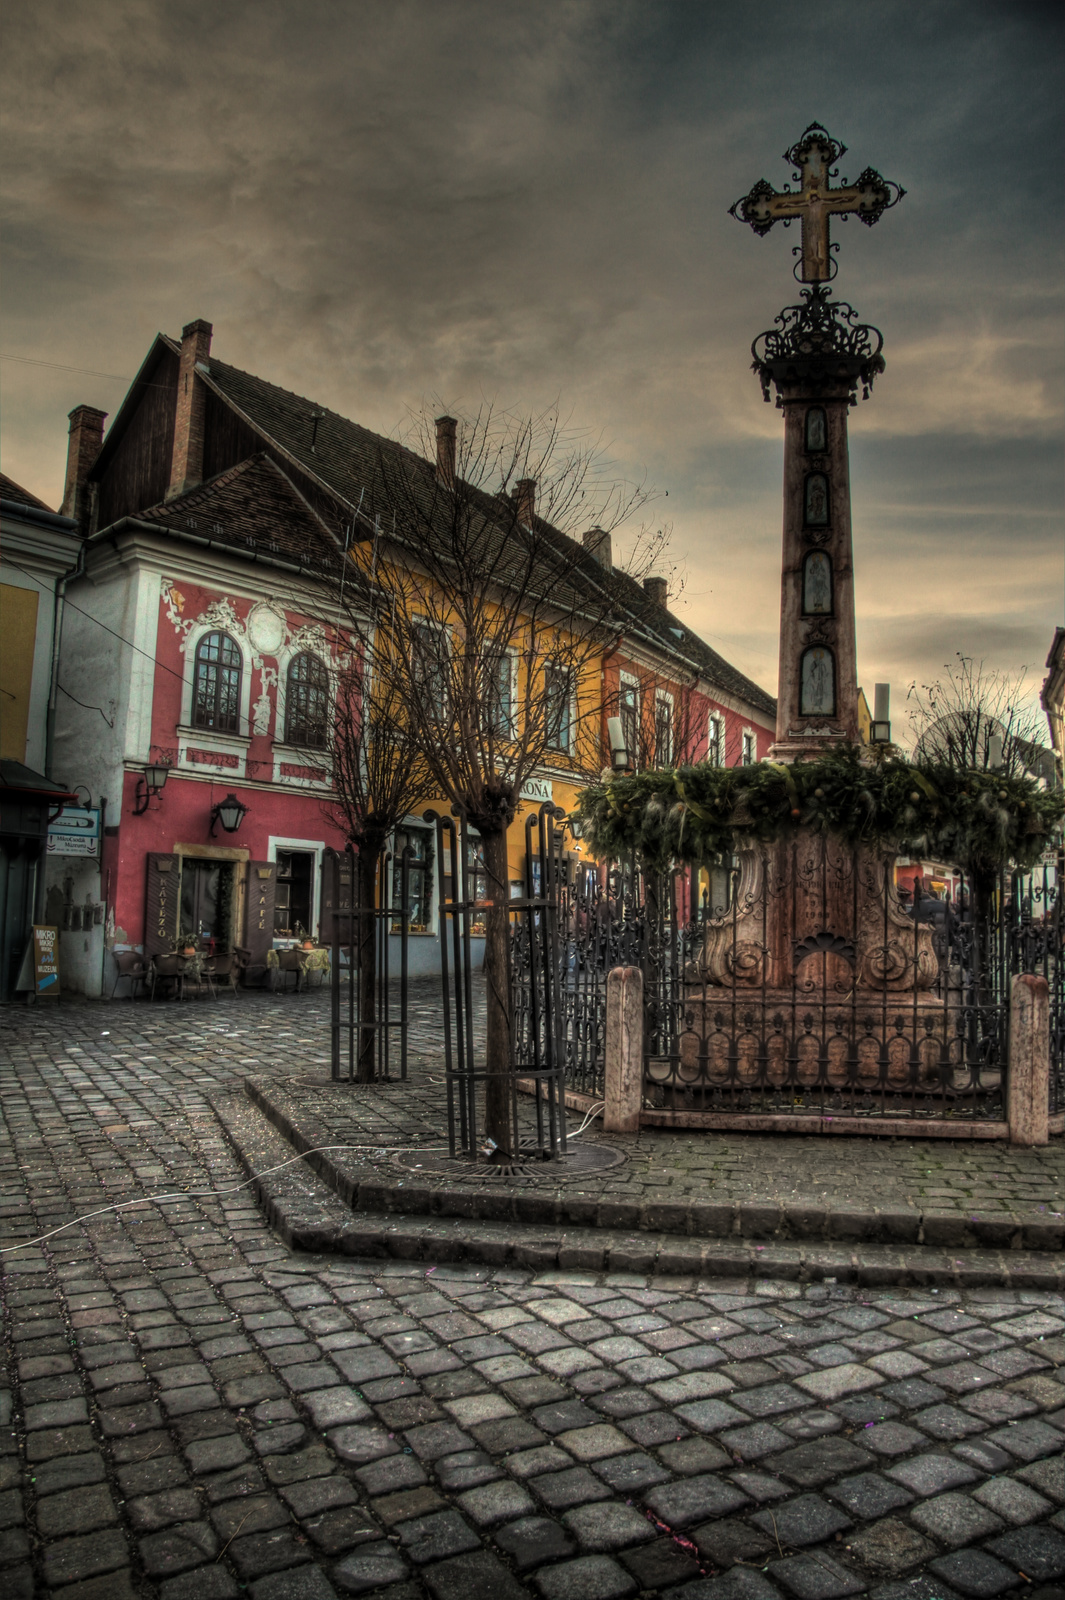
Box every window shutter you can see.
[144,854,180,956]
[242,861,276,983]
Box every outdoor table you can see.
[266,946,330,993]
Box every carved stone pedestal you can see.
[697,832,938,995]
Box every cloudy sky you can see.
[3,0,1062,729]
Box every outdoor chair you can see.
[110,950,149,1000]
[149,953,186,1001]
[207,951,241,994]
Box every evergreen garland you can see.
[575,747,1064,875]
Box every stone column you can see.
[752,286,885,764]
[604,966,643,1134]
[1008,973,1050,1147]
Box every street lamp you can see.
[210,793,248,836]
[134,763,170,815]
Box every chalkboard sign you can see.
[32,925,60,998]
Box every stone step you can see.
[212,1089,1063,1291]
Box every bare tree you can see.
[323,655,434,1081]
[906,655,1048,779]
[337,404,650,1152]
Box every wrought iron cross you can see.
[730,123,904,282]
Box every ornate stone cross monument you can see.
[691,127,937,1027]
[731,124,904,763]
[730,122,904,283]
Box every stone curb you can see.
[213,1088,1065,1291]
[243,1073,1065,1255]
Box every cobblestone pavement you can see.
[2,991,1064,1600]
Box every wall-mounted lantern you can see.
[134,763,170,815]
[210,793,248,836]
[607,715,630,773]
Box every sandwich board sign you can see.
[32,925,60,998]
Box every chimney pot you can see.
[60,405,107,521]
[514,478,537,528]
[643,575,669,608]
[582,527,612,569]
[166,318,213,501]
[435,415,457,487]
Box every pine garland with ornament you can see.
[574,746,1064,876]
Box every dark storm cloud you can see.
[2,0,1061,715]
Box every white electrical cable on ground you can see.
[0,1142,449,1256]
[1,1108,607,1257]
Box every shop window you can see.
[285,653,329,746]
[391,828,433,933]
[465,836,489,935]
[274,850,314,938]
[193,632,242,733]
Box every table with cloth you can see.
[266,946,330,992]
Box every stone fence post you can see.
[604,966,643,1134]
[1008,973,1049,1147]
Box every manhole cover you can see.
[392,1140,625,1184]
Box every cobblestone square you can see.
[1,990,1062,1597]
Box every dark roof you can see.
[198,356,775,717]
[0,472,54,512]
[134,454,343,573]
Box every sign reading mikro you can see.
[47,807,100,857]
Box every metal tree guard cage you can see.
[427,801,568,1160]
[326,842,410,1083]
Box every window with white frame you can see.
[654,691,674,767]
[484,650,516,737]
[544,663,573,753]
[284,652,330,747]
[707,713,723,765]
[742,728,756,766]
[193,631,242,732]
[411,619,450,720]
[618,673,639,770]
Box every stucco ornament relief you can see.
[287,620,331,659]
[161,582,250,655]
[253,665,278,736]
[247,602,286,656]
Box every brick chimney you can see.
[60,405,107,521]
[643,574,668,608]
[166,319,213,501]
[514,478,537,527]
[435,415,456,487]
[582,527,612,569]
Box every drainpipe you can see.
[45,532,87,783]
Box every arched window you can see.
[285,653,330,747]
[193,632,242,733]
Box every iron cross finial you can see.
[730,123,905,283]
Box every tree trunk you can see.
[356,844,379,1084]
[480,826,515,1154]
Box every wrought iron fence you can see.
[326,844,410,1083]
[512,836,1060,1126]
